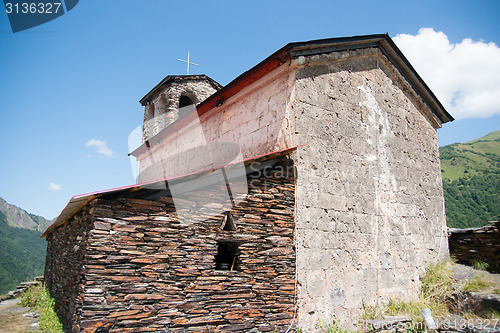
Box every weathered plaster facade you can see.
[292,48,448,327]
[135,69,296,182]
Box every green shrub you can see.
[472,260,490,271]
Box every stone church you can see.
[43,34,453,332]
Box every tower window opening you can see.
[179,95,194,108]
[146,103,155,120]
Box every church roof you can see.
[131,34,452,159]
[139,74,222,106]
[194,34,453,124]
[43,34,454,238]
[41,146,298,238]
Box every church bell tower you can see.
[139,75,222,142]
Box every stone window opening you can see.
[158,93,167,114]
[145,103,154,121]
[221,212,237,231]
[179,94,194,108]
[215,241,239,271]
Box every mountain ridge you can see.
[0,197,52,232]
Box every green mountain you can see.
[0,197,52,232]
[440,130,500,228]
[0,210,46,295]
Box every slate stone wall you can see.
[44,159,296,332]
[449,221,500,272]
[45,203,96,332]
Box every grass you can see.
[321,323,352,333]
[308,320,354,333]
[463,276,490,292]
[487,310,500,320]
[21,284,64,333]
[420,260,454,317]
[361,259,500,329]
[363,260,454,322]
[462,272,500,294]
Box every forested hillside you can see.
[440,131,500,228]
[0,211,46,294]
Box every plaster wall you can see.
[291,48,449,328]
[137,66,296,182]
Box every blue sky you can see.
[0,0,499,220]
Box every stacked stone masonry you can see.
[142,76,221,141]
[44,159,296,333]
[449,221,500,272]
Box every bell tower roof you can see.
[139,74,222,106]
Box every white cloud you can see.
[394,28,500,120]
[48,182,62,191]
[85,139,115,158]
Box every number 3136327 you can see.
[5,2,62,14]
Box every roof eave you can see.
[379,36,453,124]
[197,34,452,125]
[195,46,291,116]
[41,146,299,238]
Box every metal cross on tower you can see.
[177,52,199,75]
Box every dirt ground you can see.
[0,298,39,333]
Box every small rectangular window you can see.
[215,241,239,271]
